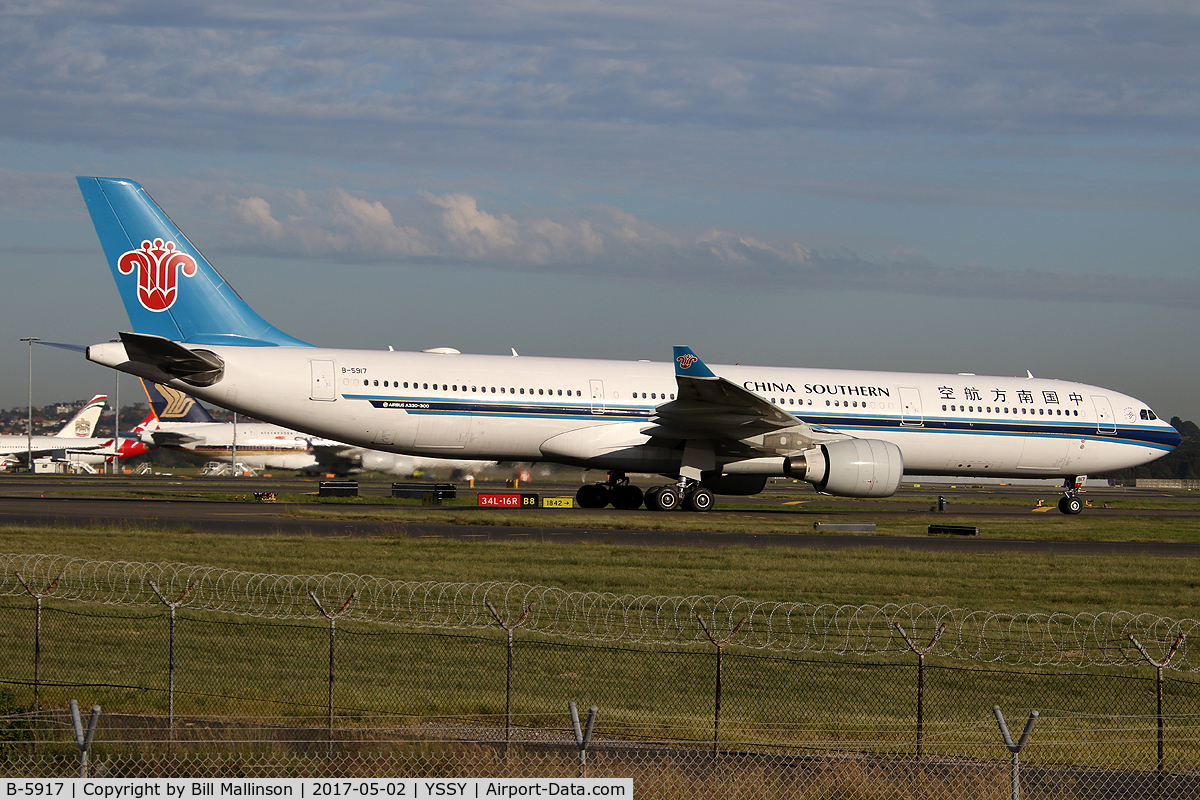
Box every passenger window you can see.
[539,389,544,395]
[558,389,563,396]
[422,383,428,389]
[520,388,525,394]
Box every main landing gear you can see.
[1057,476,1086,515]
[575,473,715,512]
[576,473,644,510]
[644,482,714,512]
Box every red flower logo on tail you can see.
[117,238,197,312]
[676,354,699,370]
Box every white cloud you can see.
[235,196,283,238]
[204,183,1200,308]
[423,192,520,258]
[331,189,429,256]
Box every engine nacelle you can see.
[785,439,903,498]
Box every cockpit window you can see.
[1140,409,1158,421]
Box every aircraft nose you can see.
[1166,423,1183,449]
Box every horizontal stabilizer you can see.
[35,341,88,353]
[119,332,225,387]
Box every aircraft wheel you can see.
[685,486,715,512]
[649,486,680,512]
[576,484,611,509]
[612,484,644,510]
[1062,496,1084,515]
[643,486,662,510]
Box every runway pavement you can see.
[2,483,1199,557]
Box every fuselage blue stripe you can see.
[346,394,1174,450]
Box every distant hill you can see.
[1101,417,1198,481]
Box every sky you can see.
[1,0,1198,421]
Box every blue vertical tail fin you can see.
[76,177,309,347]
[140,379,219,423]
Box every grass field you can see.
[2,508,1199,772]
[2,519,1198,616]
[282,501,1200,543]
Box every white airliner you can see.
[0,395,118,469]
[76,177,1181,514]
[137,379,492,478]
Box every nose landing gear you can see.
[1057,476,1086,515]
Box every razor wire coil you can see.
[1,552,1193,671]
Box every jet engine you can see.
[718,438,903,497]
[786,439,903,498]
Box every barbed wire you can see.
[1,552,1194,671]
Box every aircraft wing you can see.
[4,440,115,465]
[654,346,837,454]
[305,441,365,473]
[140,430,202,447]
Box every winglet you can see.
[673,346,716,379]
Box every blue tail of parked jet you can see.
[76,177,309,347]
[140,379,219,423]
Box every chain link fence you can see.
[2,553,1199,797]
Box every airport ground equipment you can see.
[319,480,359,497]
[392,482,457,502]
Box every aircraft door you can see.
[590,380,605,414]
[899,386,923,426]
[310,360,336,401]
[1092,395,1116,434]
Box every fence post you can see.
[1129,632,1186,785]
[568,701,598,778]
[994,706,1038,800]
[695,612,746,758]
[15,570,64,712]
[310,590,355,753]
[895,620,947,758]
[69,700,100,778]
[148,581,197,738]
[484,600,534,756]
